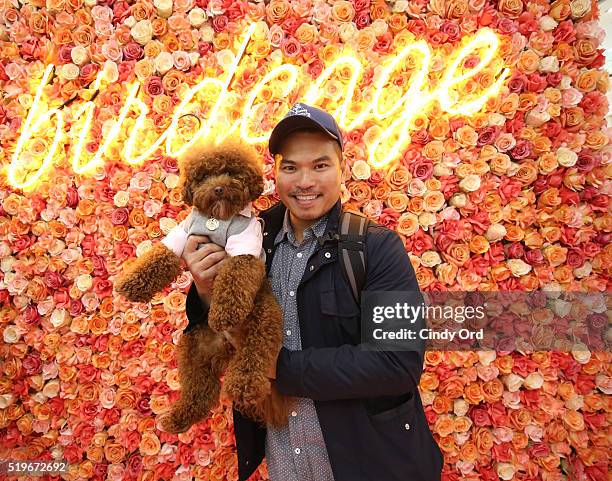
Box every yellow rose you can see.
[506,259,532,276]
[131,20,153,46]
[458,174,481,192]
[421,251,442,267]
[351,160,371,180]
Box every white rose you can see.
[595,374,612,394]
[136,239,153,258]
[392,0,408,12]
[351,160,371,180]
[526,107,550,126]
[496,462,516,480]
[70,46,89,66]
[153,51,173,74]
[216,49,236,69]
[200,24,215,43]
[50,308,70,328]
[539,56,559,73]
[488,113,506,126]
[371,19,388,36]
[507,258,532,276]
[503,373,524,392]
[557,147,578,167]
[84,0,97,6]
[0,394,14,409]
[188,52,200,67]
[570,0,591,18]
[59,63,80,81]
[420,251,442,268]
[571,343,591,364]
[559,75,573,89]
[114,191,129,207]
[449,192,467,208]
[478,350,497,365]
[566,394,584,410]
[552,299,572,317]
[453,399,469,416]
[102,61,118,83]
[573,261,592,278]
[524,372,544,389]
[164,173,180,189]
[75,274,93,292]
[485,223,506,242]
[458,174,481,192]
[419,212,437,230]
[188,7,207,27]
[3,325,20,343]
[154,0,173,18]
[433,164,452,177]
[539,15,558,31]
[131,20,153,46]
[124,15,136,28]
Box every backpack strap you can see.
[338,212,369,306]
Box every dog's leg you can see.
[208,255,265,332]
[159,325,233,433]
[222,281,289,425]
[115,243,182,303]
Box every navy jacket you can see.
[185,200,444,481]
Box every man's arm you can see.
[274,227,426,401]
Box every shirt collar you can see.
[274,208,330,246]
[238,204,252,218]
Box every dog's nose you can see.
[214,187,224,196]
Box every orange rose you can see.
[468,235,490,254]
[158,342,175,363]
[460,442,479,462]
[444,243,470,267]
[508,407,532,430]
[463,382,484,404]
[432,395,452,414]
[397,212,419,236]
[104,443,126,464]
[423,140,444,160]
[385,165,411,190]
[423,191,444,212]
[387,13,408,32]
[415,265,436,288]
[139,432,161,456]
[386,192,409,212]
[332,1,355,22]
[440,376,465,399]
[575,69,600,92]
[295,23,317,44]
[436,262,458,285]
[482,379,504,403]
[434,414,455,437]
[498,0,523,17]
[511,431,529,450]
[549,0,571,20]
[370,0,389,20]
[447,0,469,18]
[473,427,494,453]
[266,0,290,23]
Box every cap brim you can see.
[268,115,339,155]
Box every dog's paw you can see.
[157,412,194,434]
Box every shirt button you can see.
[263,232,268,236]
[289,291,295,296]
[267,248,272,253]
[324,252,331,258]
[291,411,297,416]
[286,329,291,336]
[309,265,314,271]
[405,423,410,430]
[294,448,301,454]
[297,252,303,258]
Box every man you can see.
[181,103,443,481]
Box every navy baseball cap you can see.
[268,103,343,155]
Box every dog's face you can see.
[179,140,264,220]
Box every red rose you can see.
[517,12,538,35]
[527,73,547,93]
[212,14,228,32]
[576,150,598,172]
[487,402,508,427]
[583,412,605,430]
[115,242,135,261]
[79,63,99,85]
[367,169,384,185]
[355,10,370,29]
[465,255,489,276]
[496,17,517,35]
[102,407,121,425]
[113,0,131,21]
[580,91,606,116]
[23,305,40,325]
[410,129,430,145]
[507,71,527,93]
[477,126,500,146]
[353,0,371,11]
[79,401,99,421]
[126,453,144,477]
[525,248,545,265]
[499,178,522,202]
[307,58,324,79]
[378,208,400,229]
[505,113,524,133]
[434,233,453,252]
[554,20,576,43]
[22,354,41,375]
[411,158,433,180]
[93,278,113,297]
[566,248,584,268]
[13,234,33,252]
[45,271,65,290]
[470,406,491,426]
[123,42,143,61]
[19,38,40,61]
[58,44,74,63]
[373,32,392,54]
[227,1,246,21]
[506,242,525,259]
[510,139,532,159]
[546,72,563,86]
[428,30,448,46]
[161,156,179,172]
[407,19,427,36]
[111,207,129,225]
[144,76,164,96]
[528,443,550,458]
[69,299,84,316]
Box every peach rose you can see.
[332,1,355,22]
[423,191,445,212]
[397,212,419,236]
[140,432,161,456]
[386,192,409,212]
[104,443,126,463]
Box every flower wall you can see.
[0,0,610,480]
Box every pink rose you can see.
[410,158,433,180]
[22,354,41,375]
[576,150,598,172]
[79,63,99,84]
[510,139,532,159]
[23,305,40,326]
[373,32,392,54]
[45,271,65,289]
[440,21,461,42]
[477,126,500,146]
[525,248,545,265]
[378,208,400,229]
[281,36,301,58]
[58,44,74,63]
[517,12,538,35]
[111,207,129,225]
[527,73,547,93]
[470,406,491,426]
[69,299,84,316]
[123,42,143,61]
[496,17,517,35]
[554,20,576,43]
[507,71,527,93]
[354,10,370,29]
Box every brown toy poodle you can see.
[114,139,293,432]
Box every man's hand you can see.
[182,235,228,304]
[224,327,279,380]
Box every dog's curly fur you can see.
[114,138,294,433]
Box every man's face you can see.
[274,130,343,226]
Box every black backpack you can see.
[337,211,371,306]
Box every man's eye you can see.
[315,163,329,169]
[282,166,295,172]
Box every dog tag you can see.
[206,218,219,231]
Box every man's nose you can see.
[296,170,316,189]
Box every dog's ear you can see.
[181,179,193,205]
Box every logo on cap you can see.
[286,103,311,117]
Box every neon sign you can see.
[5,23,509,191]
